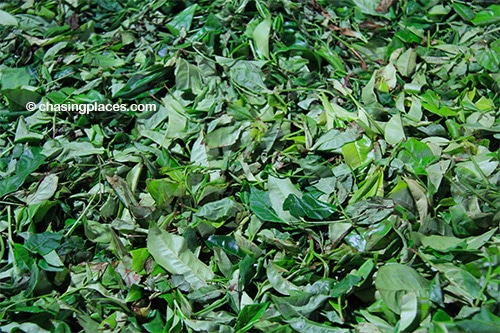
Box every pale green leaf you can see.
[268,176,302,223]
[288,317,350,333]
[229,61,269,94]
[375,263,430,314]
[398,292,418,332]
[0,9,18,26]
[266,261,301,295]
[342,135,373,169]
[205,125,243,148]
[253,15,271,58]
[175,58,204,94]
[404,177,428,222]
[14,116,44,143]
[384,112,406,145]
[147,225,214,290]
[26,174,58,205]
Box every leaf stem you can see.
[64,193,97,238]
[474,249,494,307]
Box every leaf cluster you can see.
[0,0,499,332]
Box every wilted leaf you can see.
[349,168,384,203]
[313,128,359,152]
[287,317,350,332]
[376,0,397,13]
[472,5,500,26]
[206,235,243,257]
[342,135,373,169]
[404,177,428,222]
[196,198,242,221]
[235,302,270,331]
[230,61,269,94]
[396,48,417,77]
[205,125,243,148]
[0,147,46,198]
[268,176,302,223]
[0,9,17,25]
[175,58,204,94]
[26,174,58,205]
[253,15,271,58]
[398,138,437,175]
[24,232,63,255]
[399,292,419,332]
[375,264,430,314]
[147,225,214,290]
[0,0,498,330]
[266,262,301,295]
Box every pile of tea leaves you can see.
[0,0,499,332]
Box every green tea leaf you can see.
[235,302,270,331]
[253,15,271,58]
[396,48,417,77]
[266,261,301,295]
[206,235,243,257]
[456,308,500,333]
[420,234,466,252]
[287,317,350,333]
[1,67,30,89]
[147,225,214,290]
[166,5,197,35]
[404,177,428,222]
[26,174,58,205]
[196,198,242,221]
[268,176,302,223]
[230,61,269,94]
[472,5,500,26]
[453,3,474,21]
[283,193,336,220]
[312,128,359,152]
[0,9,17,25]
[342,135,373,169]
[349,168,384,203]
[24,232,63,255]
[249,187,283,223]
[205,125,243,148]
[375,264,430,314]
[175,58,204,94]
[399,292,419,332]
[384,112,406,145]
[398,138,437,175]
[0,147,46,198]
[146,178,185,207]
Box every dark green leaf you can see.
[249,187,283,223]
[235,302,270,331]
[206,235,243,257]
[283,193,336,220]
[0,147,46,198]
[166,5,197,35]
[24,232,63,255]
